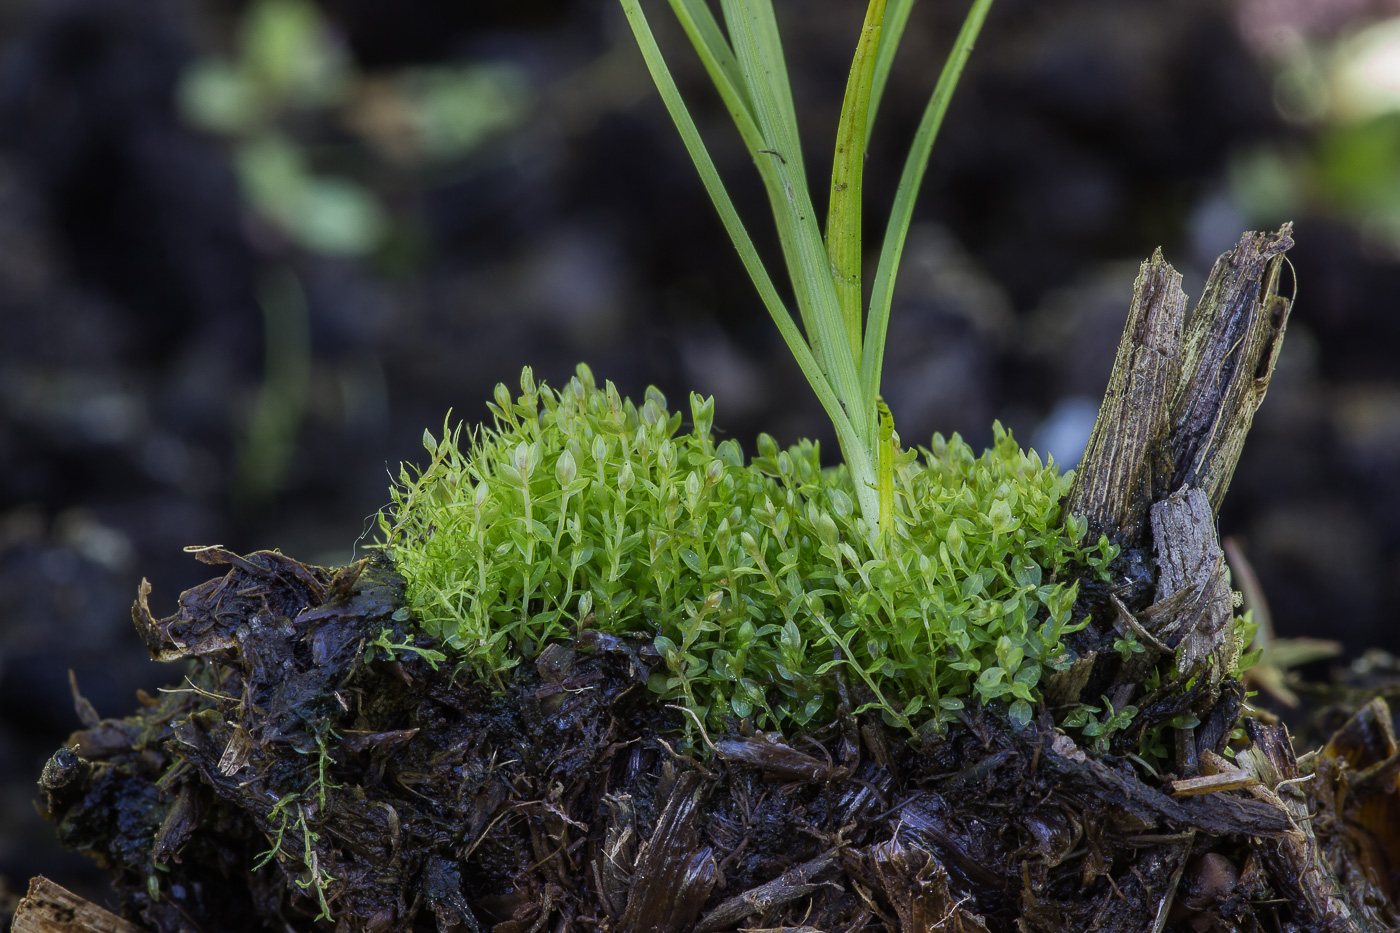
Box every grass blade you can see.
[865,0,916,148]
[719,0,805,181]
[861,0,994,408]
[669,0,823,371]
[877,397,896,537]
[618,0,873,510]
[665,0,841,388]
[827,0,886,363]
[721,0,868,447]
[667,0,749,116]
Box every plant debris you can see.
[38,545,1393,933]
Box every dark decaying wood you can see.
[30,224,1400,932]
[1236,722,1370,933]
[1146,488,1235,678]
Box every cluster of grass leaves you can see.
[380,365,1116,738]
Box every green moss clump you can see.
[380,365,1114,737]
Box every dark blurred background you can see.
[1,0,1398,910]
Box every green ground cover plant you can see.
[381,365,1115,738]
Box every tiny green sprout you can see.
[555,448,577,487]
[369,629,448,670]
[618,0,993,532]
[252,793,298,871]
[381,367,1109,739]
[1114,633,1147,662]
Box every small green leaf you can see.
[988,499,1017,533]
[555,449,577,486]
[1009,699,1033,730]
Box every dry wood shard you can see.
[1163,224,1294,510]
[13,877,146,933]
[1164,770,1258,797]
[1066,251,1186,546]
[1068,225,1294,548]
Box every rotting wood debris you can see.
[34,227,1400,932]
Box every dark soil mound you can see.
[39,547,1375,933]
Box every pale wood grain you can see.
[12,877,145,933]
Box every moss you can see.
[379,364,1116,738]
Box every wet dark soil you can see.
[39,549,1388,933]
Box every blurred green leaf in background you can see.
[178,0,531,258]
[1234,13,1400,253]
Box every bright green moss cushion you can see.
[380,365,1114,738]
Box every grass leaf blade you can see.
[721,0,869,448]
[719,0,805,181]
[665,0,841,391]
[617,0,868,489]
[877,397,896,537]
[668,0,749,115]
[865,0,916,148]
[862,0,994,407]
[828,0,886,363]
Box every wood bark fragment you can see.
[1160,224,1294,510]
[1067,225,1293,549]
[694,851,837,933]
[12,877,146,933]
[1236,721,1372,933]
[1037,747,1292,837]
[619,769,717,933]
[1146,488,1236,677]
[868,837,991,933]
[1065,251,1186,546]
